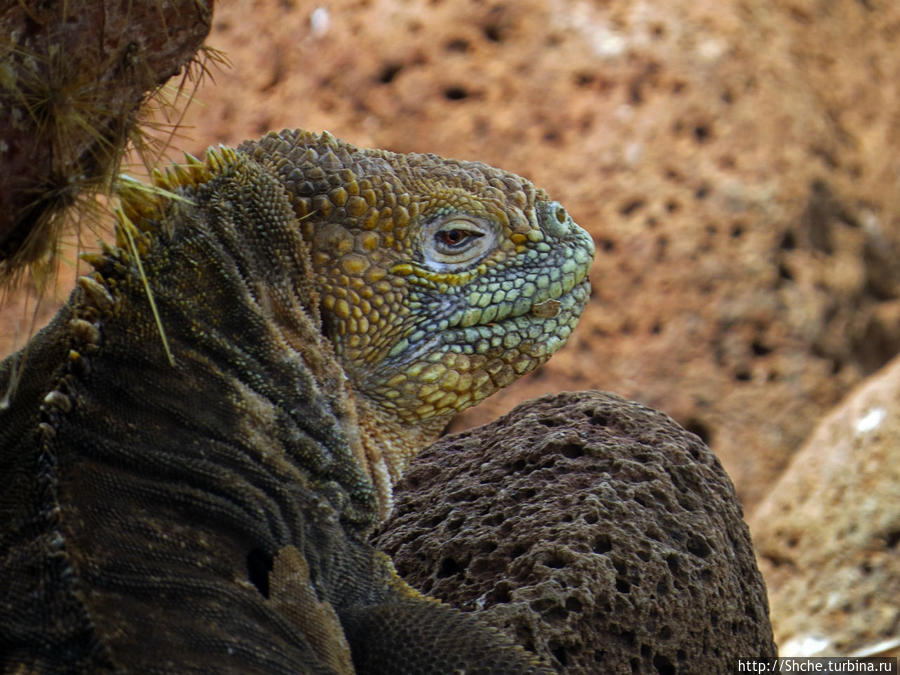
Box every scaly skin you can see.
[0,129,593,672]
[242,130,594,512]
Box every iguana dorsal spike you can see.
[79,252,106,271]
[183,151,203,167]
[77,275,114,312]
[151,167,169,189]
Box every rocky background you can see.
[2,0,898,660]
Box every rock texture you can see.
[4,0,899,512]
[751,355,900,657]
[374,391,776,672]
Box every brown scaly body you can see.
[0,129,593,672]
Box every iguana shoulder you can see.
[0,130,593,673]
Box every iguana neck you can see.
[75,151,385,528]
[353,393,450,518]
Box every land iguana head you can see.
[243,130,594,473]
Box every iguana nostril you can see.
[545,201,576,238]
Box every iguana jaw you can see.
[360,273,591,422]
[352,274,591,519]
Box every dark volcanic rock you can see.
[374,391,776,673]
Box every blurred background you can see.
[2,0,898,658]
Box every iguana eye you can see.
[423,217,496,269]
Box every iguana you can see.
[0,129,594,673]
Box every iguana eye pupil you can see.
[436,228,478,248]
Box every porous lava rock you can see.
[374,391,776,672]
[751,355,900,657]
[5,0,900,512]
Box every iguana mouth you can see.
[457,264,591,331]
[383,277,590,367]
[457,277,589,338]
